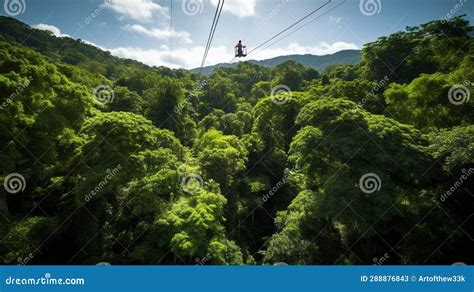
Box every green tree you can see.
[0,42,93,217]
[272,61,305,91]
[144,77,196,144]
[155,190,244,264]
[362,17,472,83]
[385,72,473,131]
[266,98,440,264]
[107,86,144,114]
[194,129,247,190]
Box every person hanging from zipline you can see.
[234,40,247,57]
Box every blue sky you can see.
[2,0,473,68]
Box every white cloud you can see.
[32,24,70,38]
[124,24,193,44]
[80,39,106,50]
[33,24,109,50]
[210,0,256,17]
[105,0,168,22]
[109,45,231,69]
[107,42,359,69]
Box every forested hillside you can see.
[192,49,362,74]
[0,16,472,265]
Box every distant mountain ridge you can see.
[192,50,362,74]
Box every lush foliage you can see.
[0,16,472,265]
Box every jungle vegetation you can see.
[0,16,472,265]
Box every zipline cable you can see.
[248,0,331,55]
[228,0,332,63]
[200,0,225,72]
[259,0,346,53]
[201,0,220,68]
[202,0,224,69]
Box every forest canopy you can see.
[0,16,472,265]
